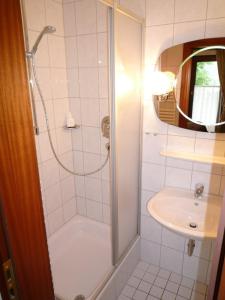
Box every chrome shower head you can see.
[28,25,56,56]
[43,25,56,34]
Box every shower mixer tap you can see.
[194,183,204,199]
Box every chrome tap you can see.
[194,183,204,199]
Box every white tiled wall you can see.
[23,0,111,238]
[24,0,77,237]
[63,0,111,225]
[118,0,225,284]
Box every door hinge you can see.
[2,259,19,300]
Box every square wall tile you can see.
[83,126,101,154]
[98,33,108,67]
[41,158,60,188]
[162,228,185,252]
[83,153,101,179]
[81,99,100,127]
[142,163,165,192]
[97,1,108,33]
[85,177,102,202]
[45,0,64,36]
[142,134,167,165]
[146,0,174,26]
[75,0,97,35]
[141,239,161,265]
[63,197,76,222]
[119,0,146,18]
[173,21,205,45]
[165,167,192,189]
[183,254,209,282]
[51,68,68,99]
[174,0,207,22]
[79,68,99,98]
[24,0,46,31]
[205,18,225,38]
[48,207,64,235]
[58,152,74,179]
[99,67,109,98]
[67,68,80,98]
[86,199,103,222]
[141,215,162,244]
[145,25,174,65]
[207,0,225,19]
[160,246,183,274]
[44,183,62,214]
[76,196,86,216]
[48,35,66,68]
[56,128,72,154]
[167,136,195,153]
[65,37,79,67]
[63,2,76,36]
[60,175,75,203]
[77,34,98,67]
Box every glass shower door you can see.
[111,9,142,263]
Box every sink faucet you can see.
[194,183,204,199]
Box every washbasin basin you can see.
[147,188,222,239]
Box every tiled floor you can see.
[118,261,208,300]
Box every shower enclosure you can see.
[21,0,143,299]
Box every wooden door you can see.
[0,0,55,299]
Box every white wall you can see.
[63,0,111,225]
[119,0,225,283]
[23,0,77,237]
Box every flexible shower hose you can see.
[31,56,110,176]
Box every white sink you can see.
[147,188,222,239]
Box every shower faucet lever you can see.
[194,183,204,199]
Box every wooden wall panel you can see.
[0,1,55,299]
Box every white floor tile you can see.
[122,285,136,298]
[133,290,148,300]
[147,264,160,275]
[128,276,141,289]
[170,272,182,284]
[137,261,150,272]
[133,268,146,279]
[117,262,208,300]
[178,286,192,299]
[162,290,176,300]
[154,276,167,289]
[181,277,194,289]
[158,269,171,280]
[138,281,152,294]
[166,281,179,294]
[143,273,156,284]
[149,285,164,298]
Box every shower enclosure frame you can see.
[103,0,145,266]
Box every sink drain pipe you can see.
[187,239,195,256]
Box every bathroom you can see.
[0,0,225,299]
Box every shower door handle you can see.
[2,259,18,299]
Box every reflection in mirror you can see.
[154,38,225,133]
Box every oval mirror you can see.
[154,38,225,133]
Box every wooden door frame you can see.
[179,38,225,128]
[0,1,55,299]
